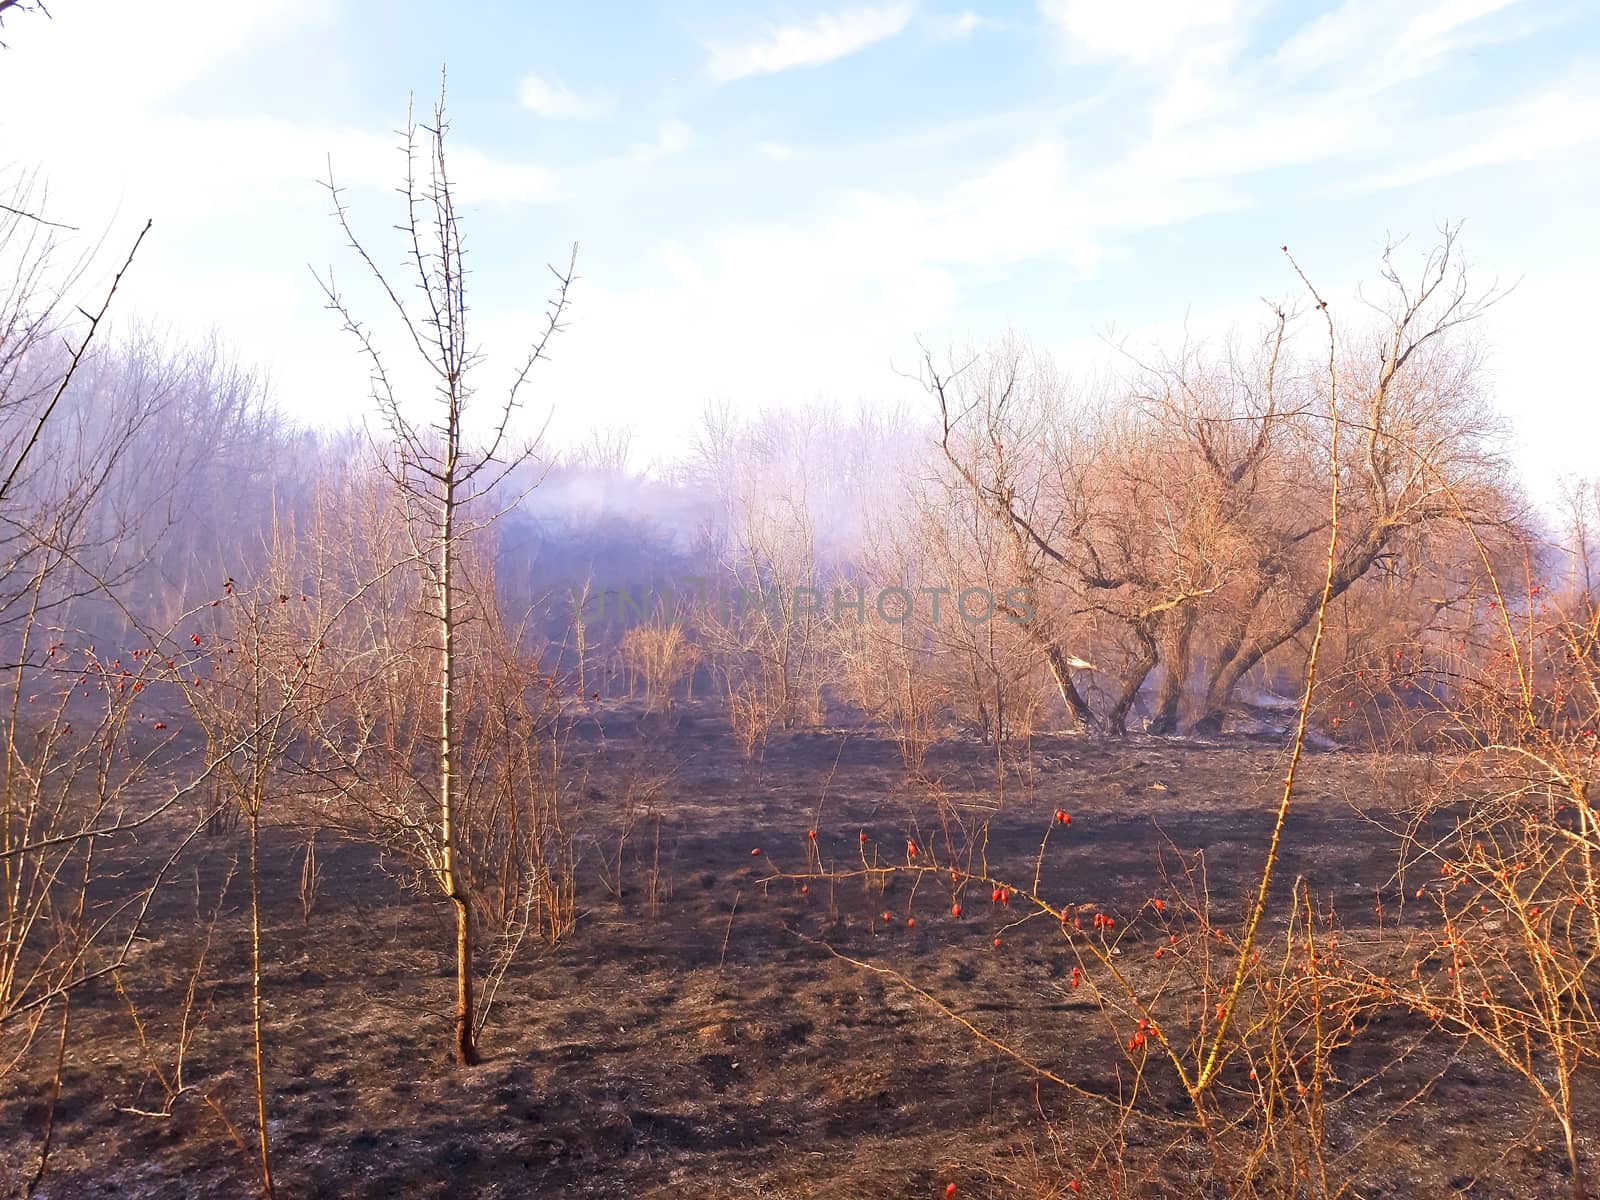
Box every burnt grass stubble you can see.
[3,699,1590,1198]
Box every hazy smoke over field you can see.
[10,232,1585,744]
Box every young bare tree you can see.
[0,189,197,1191]
[314,88,574,1065]
[171,564,307,1200]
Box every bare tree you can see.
[926,235,1510,738]
[690,406,830,740]
[1186,231,1509,732]
[924,340,1101,730]
[314,86,574,1065]
[0,3,52,55]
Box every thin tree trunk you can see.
[440,474,477,1066]
[1562,1114,1587,1200]
[26,985,69,1196]
[1108,622,1159,737]
[1192,576,1273,735]
[1194,533,1385,734]
[1038,634,1097,731]
[248,809,275,1197]
[1149,606,1195,735]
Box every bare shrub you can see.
[618,618,699,712]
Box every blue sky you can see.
[2,1,1597,494]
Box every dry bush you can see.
[0,202,226,1193]
[618,618,699,712]
[726,679,773,763]
[833,592,948,778]
[1360,531,1600,1196]
[690,407,832,737]
[108,863,271,1186]
[0,643,172,1061]
[593,756,671,909]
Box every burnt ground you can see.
[3,702,1594,1198]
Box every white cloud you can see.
[1401,0,1523,52]
[1479,268,1600,507]
[932,10,986,39]
[630,119,693,163]
[0,0,321,108]
[516,129,1259,458]
[705,3,916,82]
[1037,0,1249,138]
[1353,79,1600,192]
[516,73,603,120]
[1039,0,1237,64]
[1276,0,1524,79]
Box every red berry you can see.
[946,1185,957,1199]
[807,828,817,840]
[751,848,761,856]
[906,916,915,928]
[951,902,962,918]
[882,911,894,923]
[800,884,809,895]
[993,936,1002,948]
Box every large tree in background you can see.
[925,233,1513,736]
[925,340,1101,730]
[1183,231,1512,733]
